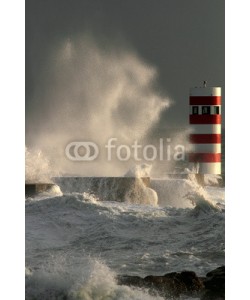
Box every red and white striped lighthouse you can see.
[189,82,221,175]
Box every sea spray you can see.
[25,146,59,183]
[124,164,152,178]
[70,260,164,300]
[151,171,224,209]
[26,257,165,300]
[26,35,171,176]
[123,164,158,205]
[151,178,195,208]
[184,185,222,214]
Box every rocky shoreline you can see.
[117,265,225,300]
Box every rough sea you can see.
[25,172,224,300]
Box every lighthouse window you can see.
[192,106,199,114]
[214,106,220,114]
[202,106,211,115]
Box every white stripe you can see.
[190,144,221,153]
[190,124,221,134]
[189,87,221,96]
[198,163,221,174]
[190,162,221,174]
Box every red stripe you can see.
[190,134,221,144]
[190,115,221,124]
[189,153,221,163]
[190,96,221,105]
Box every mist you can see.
[26,35,174,176]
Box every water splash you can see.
[27,35,171,176]
[25,147,59,183]
[26,257,165,300]
[183,178,222,214]
[124,164,152,178]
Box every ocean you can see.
[25,173,224,300]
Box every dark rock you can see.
[117,266,224,299]
[118,270,204,298]
[144,271,204,297]
[201,266,225,300]
[145,274,183,297]
[180,271,204,292]
[116,275,145,288]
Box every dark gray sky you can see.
[26,0,224,139]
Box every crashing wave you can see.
[26,258,164,300]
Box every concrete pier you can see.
[53,177,150,202]
[25,183,55,197]
[25,177,150,198]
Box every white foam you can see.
[70,260,164,300]
[124,180,158,206]
[151,178,195,208]
[26,257,164,300]
[25,146,60,183]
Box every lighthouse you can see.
[189,82,221,184]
